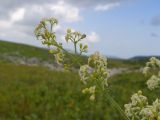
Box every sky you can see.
[0,0,160,58]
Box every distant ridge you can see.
[1,40,159,60]
[130,56,160,60]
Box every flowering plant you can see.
[123,57,160,120]
[35,17,160,120]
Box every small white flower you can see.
[79,65,91,84]
[124,91,148,120]
[140,107,154,119]
[89,94,95,101]
[125,91,160,120]
[140,99,160,120]
[143,66,150,75]
[82,86,96,101]
[146,75,160,90]
[143,57,160,90]
[88,86,96,93]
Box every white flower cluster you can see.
[79,65,92,84]
[143,57,160,90]
[82,86,96,101]
[79,52,109,101]
[124,91,148,119]
[125,91,160,120]
[146,75,160,90]
[140,98,160,120]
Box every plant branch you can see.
[104,90,130,120]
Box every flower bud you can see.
[89,94,95,101]
[67,28,71,33]
[82,88,89,94]
[81,34,86,39]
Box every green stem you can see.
[74,42,77,54]
[50,25,53,33]
[55,44,82,68]
[105,93,130,120]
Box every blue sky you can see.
[71,0,160,58]
[0,0,160,58]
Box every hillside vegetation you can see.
[0,40,158,120]
[0,40,148,69]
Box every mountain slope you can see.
[0,40,149,69]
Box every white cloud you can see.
[95,2,120,11]
[10,8,25,22]
[87,32,100,43]
[0,8,25,29]
[50,1,82,22]
[0,1,82,46]
[0,20,11,28]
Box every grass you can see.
[0,40,157,120]
[108,58,148,69]
[0,62,159,120]
[0,40,49,61]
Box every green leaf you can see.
[49,49,59,54]
[80,43,83,49]
[83,45,88,50]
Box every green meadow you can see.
[0,40,159,120]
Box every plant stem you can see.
[74,42,77,54]
[105,92,130,120]
[55,44,82,67]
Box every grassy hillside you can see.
[0,40,148,68]
[0,40,88,68]
[0,40,49,60]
